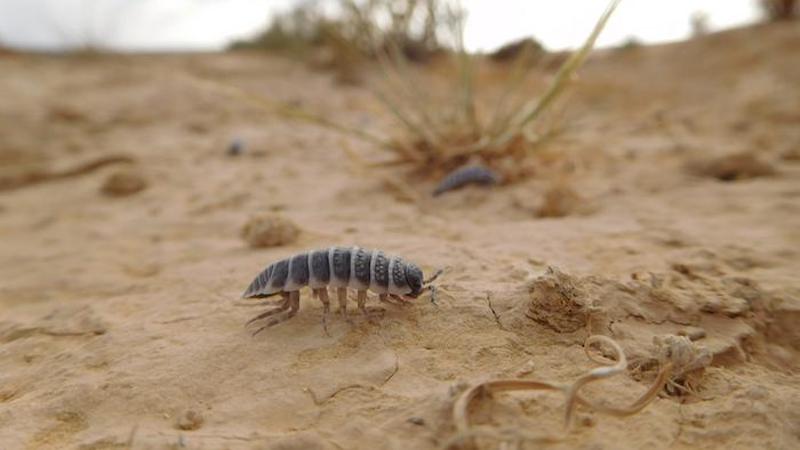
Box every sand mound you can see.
[241,214,301,248]
[687,152,777,181]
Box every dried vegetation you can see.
[445,335,684,448]
[222,0,621,184]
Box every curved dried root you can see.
[445,335,673,449]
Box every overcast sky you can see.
[0,0,761,52]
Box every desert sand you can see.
[1,22,799,450]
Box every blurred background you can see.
[0,0,766,53]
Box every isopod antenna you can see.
[423,268,445,305]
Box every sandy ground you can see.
[1,22,799,450]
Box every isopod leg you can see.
[390,294,411,306]
[337,288,348,317]
[246,292,290,326]
[356,290,368,315]
[380,293,404,305]
[288,291,300,319]
[423,268,444,285]
[234,295,282,308]
[252,291,301,336]
[315,288,331,336]
[355,291,385,320]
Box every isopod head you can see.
[406,263,424,297]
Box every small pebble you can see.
[687,152,776,181]
[515,360,536,377]
[100,169,147,197]
[579,414,596,427]
[241,214,300,248]
[781,146,800,161]
[176,410,204,431]
[536,185,583,218]
[678,327,707,341]
[407,416,426,426]
[227,138,245,156]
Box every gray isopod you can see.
[241,246,441,335]
[432,164,501,196]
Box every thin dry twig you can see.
[490,0,620,149]
[447,335,672,449]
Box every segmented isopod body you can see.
[227,137,245,156]
[432,165,501,196]
[241,246,440,335]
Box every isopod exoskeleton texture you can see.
[240,246,441,335]
[432,164,501,196]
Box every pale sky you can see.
[0,0,761,52]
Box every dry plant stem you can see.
[372,44,434,140]
[486,44,543,136]
[451,6,479,134]
[486,0,621,152]
[575,362,673,418]
[179,0,620,175]
[383,38,442,135]
[510,0,620,128]
[347,0,444,151]
[562,335,627,426]
[434,0,621,160]
[371,87,434,157]
[451,335,673,446]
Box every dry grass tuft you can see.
[214,0,621,184]
[230,1,448,84]
[363,0,620,181]
[643,335,712,397]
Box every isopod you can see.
[227,137,245,156]
[241,246,441,335]
[432,164,501,197]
